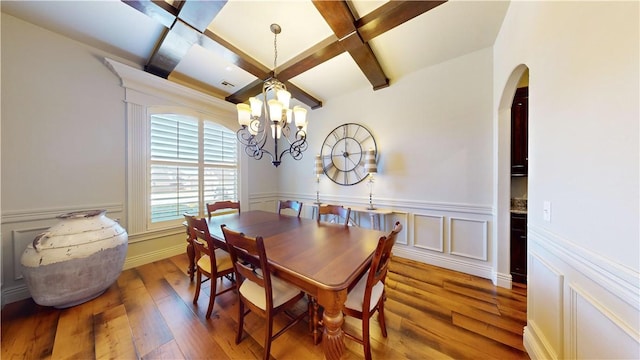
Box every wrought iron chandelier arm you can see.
[278,128,308,161]
[237,127,274,161]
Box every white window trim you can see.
[105,58,248,236]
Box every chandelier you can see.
[235,24,308,167]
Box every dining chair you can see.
[221,225,306,360]
[207,200,241,219]
[343,221,402,360]
[184,214,236,319]
[277,200,303,217]
[317,204,351,225]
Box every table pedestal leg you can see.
[319,290,347,360]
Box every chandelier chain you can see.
[273,30,278,77]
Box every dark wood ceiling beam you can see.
[276,35,343,81]
[178,0,226,33]
[225,79,265,105]
[201,29,271,80]
[285,81,323,110]
[357,1,447,42]
[141,0,227,79]
[340,32,388,90]
[121,0,178,28]
[313,0,388,90]
[311,1,356,39]
[146,20,198,78]
[225,76,322,110]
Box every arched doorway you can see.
[494,64,529,289]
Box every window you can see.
[149,114,238,223]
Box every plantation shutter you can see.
[203,122,238,213]
[150,114,237,223]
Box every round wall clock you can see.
[320,123,377,186]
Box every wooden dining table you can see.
[184,210,386,360]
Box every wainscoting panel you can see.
[413,213,444,252]
[528,253,564,359]
[448,217,488,261]
[569,285,640,359]
[248,193,279,213]
[387,212,409,245]
[279,191,496,281]
[12,227,49,281]
[525,225,640,360]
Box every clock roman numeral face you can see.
[320,123,377,186]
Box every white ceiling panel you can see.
[1,0,166,64]
[291,52,372,103]
[172,44,258,96]
[2,0,510,108]
[209,0,334,69]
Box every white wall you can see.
[1,14,126,212]
[494,1,639,358]
[278,46,497,278]
[1,14,129,302]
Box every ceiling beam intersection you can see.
[312,0,388,90]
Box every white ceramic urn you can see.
[20,209,128,308]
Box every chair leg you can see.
[307,295,313,333]
[264,313,274,360]
[206,276,217,319]
[310,297,322,345]
[236,300,245,344]
[363,315,372,360]
[378,295,388,338]
[193,271,202,304]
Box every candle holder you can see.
[364,149,378,210]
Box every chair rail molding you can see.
[529,225,639,310]
[2,203,124,224]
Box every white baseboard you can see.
[493,269,513,288]
[524,324,555,360]
[392,246,495,280]
[1,284,31,307]
[123,243,185,270]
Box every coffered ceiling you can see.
[1,0,510,110]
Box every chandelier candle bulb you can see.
[294,106,307,128]
[286,109,292,123]
[249,97,262,118]
[271,124,282,139]
[237,104,252,126]
[268,99,283,122]
[277,89,291,109]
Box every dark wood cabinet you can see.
[510,212,527,284]
[511,87,528,176]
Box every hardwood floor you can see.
[2,254,529,359]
